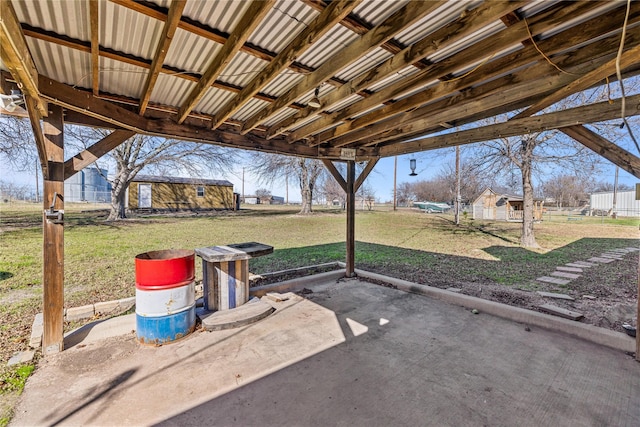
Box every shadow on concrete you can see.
[154,281,640,426]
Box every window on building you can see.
[197,186,205,197]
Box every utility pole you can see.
[455,146,461,225]
[241,167,245,203]
[285,174,289,205]
[612,166,619,219]
[393,156,397,211]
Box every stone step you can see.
[625,247,639,252]
[608,248,631,253]
[587,257,615,263]
[556,266,583,273]
[536,291,575,301]
[538,304,584,321]
[536,276,571,286]
[600,254,624,260]
[551,271,581,280]
[566,261,595,268]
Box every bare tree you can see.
[0,115,37,171]
[320,173,346,208]
[470,127,600,247]
[65,127,234,220]
[248,153,324,214]
[542,174,592,208]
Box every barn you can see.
[472,188,544,222]
[128,175,234,211]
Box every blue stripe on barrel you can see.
[136,306,196,345]
[228,261,236,309]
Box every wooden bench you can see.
[195,242,273,311]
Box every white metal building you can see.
[590,190,640,217]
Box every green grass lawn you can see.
[0,202,638,425]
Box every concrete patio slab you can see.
[11,278,640,426]
[536,276,572,286]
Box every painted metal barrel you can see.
[135,249,196,345]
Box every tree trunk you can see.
[520,139,539,248]
[299,186,313,214]
[107,185,127,220]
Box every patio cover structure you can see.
[1,0,640,356]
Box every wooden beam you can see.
[212,0,361,129]
[0,0,47,115]
[514,43,640,120]
[377,94,640,157]
[311,3,605,146]
[37,75,376,159]
[240,0,446,133]
[297,1,629,145]
[20,24,306,113]
[321,159,347,192]
[561,125,640,178]
[110,0,344,88]
[345,160,355,278]
[139,0,186,114]
[23,95,49,180]
[64,129,136,180]
[42,104,65,355]
[89,0,99,96]
[177,0,274,123]
[354,158,378,192]
[274,0,528,140]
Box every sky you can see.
[3,137,639,203]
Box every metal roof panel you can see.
[247,0,318,53]
[164,28,223,74]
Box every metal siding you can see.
[101,1,164,61]
[333,47,392,82]
[218,51,268,87]
[99,57,148,99]
[393,0,479,46]
[13,0,89,41]
[164,28,223,74]
[427,20,506,63]
[263,107,298,128]
[260,71,305,98]
[232,98,271,122]
[247,0,318,53]
[591,191,640,217]
[149,74,196,108]
[195,86,237,116]
[352,0,410,27]
[366,64,420,92]
[181,0,251,34]
[26,37,91,88]
[296,25,360,69]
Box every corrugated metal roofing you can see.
[248,0,317,53]
[101,1,164,60]
[13,0,89,41]
[164,28,222,74]
[2,0,637,160]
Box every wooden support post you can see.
[42,104,64,354]
[346,160,355,278]
[637,252,639,362]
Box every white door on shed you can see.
[138,184,152,208]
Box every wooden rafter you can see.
[211,0,362,129]
[240,0,447,134]
[514,43,640,120]
[275,0,528,141]
[562,125,640,178]
[64,129,136,180]
[89,0,99,96]
[37,75,374,160]
[139,0,187,114]
[376,94,640,157]
[110,0,344,88]
[177,0,275,124]
[0,0,46,115]
[291,1,626,145]
[20,25,306,114]
[329,54,608,149]
[308,1,620,147]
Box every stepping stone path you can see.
[534,247,636,320]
